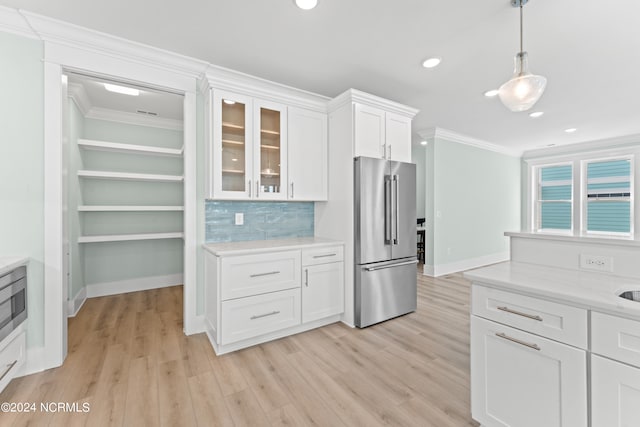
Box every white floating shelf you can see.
[78,170,184,182]
[78,206,184,212]
[78,139,183,157]
[78,232,184,243]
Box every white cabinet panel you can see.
[221,288,301,345]
[385,112,412,162]
[287,107,327,201]
[592,311,640,368]
[0,331,25,393]
[471,316,587,427]
[472,285,588,349]
[354,104,386,159]
[253,99,287,200]
[220,250,300,301]
[302,262,344,323]
[592,354,640,427]
[301,245,344,266]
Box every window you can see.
[585,158,632,234]
[536,164,573,231]
[529,152,635,237]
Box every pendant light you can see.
[498,0,547,112]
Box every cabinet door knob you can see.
[248,180,252,197]
[291,182,294,198]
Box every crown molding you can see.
[85,107,183,131]
[0,7,38,40]
[523,133,640,160]
[67,82,91,115]
[203,64,329,113]
[12,9,208,81]
[417,127,522,157]
[328,88,419,118]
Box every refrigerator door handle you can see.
[384,175,392,244]
[365,259,418,272]
[393,174,399,245]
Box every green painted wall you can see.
[78,118,184,286]
[68,100,85,300]
[411,144,426,219]
[0,32,44,347]
[432,138,521,266]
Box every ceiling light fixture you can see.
[422,57,442,68]
[564,128,577,133]
[484,89,499,98]
[498,0,547,112]
[529,111,544,118]
[103,83,140,96]
[420,140,427,145]
[294,0,318,10]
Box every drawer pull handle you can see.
[497,306,543,321]
[495,332,541,351]
[305,269,309,287]
[0,360,18,382]
[250,310,280,320]
[250,271,280,278]
[313,253,337,259]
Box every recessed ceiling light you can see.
[420,140,427,145]
[295,0,318,10]
[564,128,577,133]
[529,111,544,118]
[231,158,238,162]
[484,89,499,98]
[422,57,442,68]
[223,99,236,105]
[104,83,139,96]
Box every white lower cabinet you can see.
[471,316,587,427]
[591,354,640,427]
[302,262,344,323]
[204,240,345,354]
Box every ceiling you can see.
[3,0,640,153]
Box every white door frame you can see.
[41,37,202,370]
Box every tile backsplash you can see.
[205,201,314,243]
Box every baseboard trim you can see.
[85,273,184,298]
[186,315,206,336]
[18,346,46,378]
[67,286,87,317]
[424,252,510,277]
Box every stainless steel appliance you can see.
[354,156,417,328]
[0,266,27,342]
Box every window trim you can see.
[526,147,639,239]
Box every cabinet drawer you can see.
[221,250,300,301]
[301,245,344,266]
[0,331,26,393]
[592,311,640,368]
[472,285,588,349]
[221,288,301,345]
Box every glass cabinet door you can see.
[212,91,253,199]
[254,100,287,200]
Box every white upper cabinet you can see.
[288,107,328,201]
[354,103,413,162]
[253,99,287,201]
[210,90,287,200]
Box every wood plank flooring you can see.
[0,269,480,427]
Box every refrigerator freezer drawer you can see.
[355,258,418,328]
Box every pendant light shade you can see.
[498,0,546,112]
[498,52,547,112]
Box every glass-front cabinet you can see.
[211,90,287,200]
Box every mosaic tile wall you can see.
[205,201,314,243]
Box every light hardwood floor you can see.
[0,269,480,427]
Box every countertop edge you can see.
[203,237,345,256]
[0,257,29,277]
[465,261,640,321]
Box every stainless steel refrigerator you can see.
[354,156,417,328]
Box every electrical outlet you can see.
[235,213,244,225]
[579,254,613,272]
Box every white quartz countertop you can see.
[203,237,344,256]
[0,257,29,277]
[464,261,640,321]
